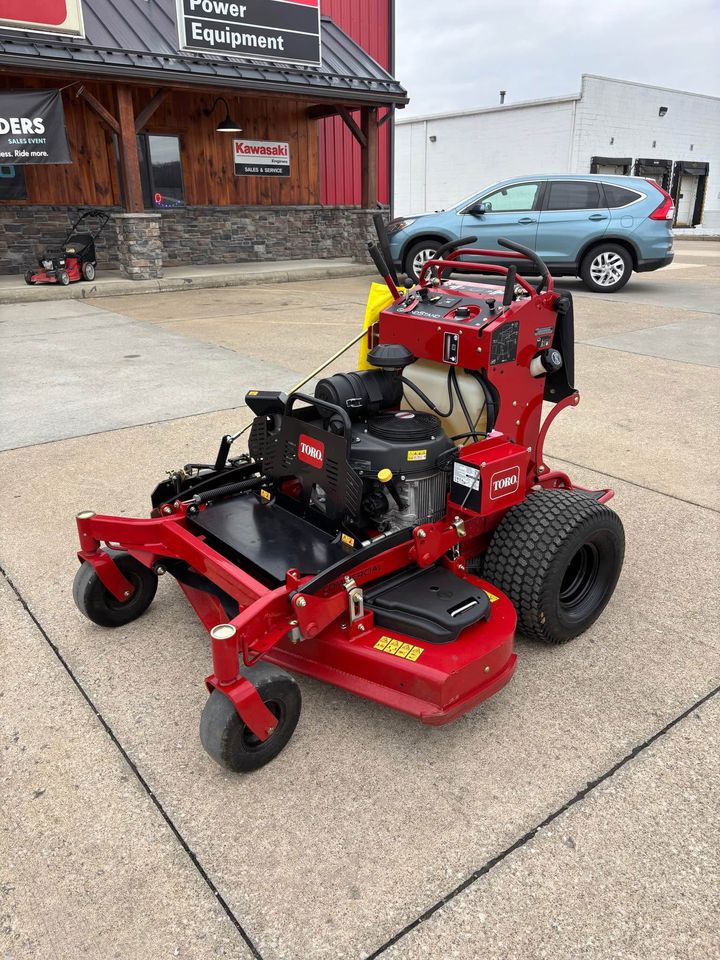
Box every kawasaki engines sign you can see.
[234,139,290,177]
[177,0,321,66]
[0,90,71,164]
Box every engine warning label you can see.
[407,449,427,462]
[374,636,423,660]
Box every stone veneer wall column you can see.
[113,213,163,280]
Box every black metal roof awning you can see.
[0,10,407,107]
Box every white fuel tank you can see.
[402,360,488,440]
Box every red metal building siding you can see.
[319,0,392,205]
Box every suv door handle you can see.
[517,217,536,223]
[588,214,608,221]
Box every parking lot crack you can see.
[0,562,265,960]
[366,683,720,959]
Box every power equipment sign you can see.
[177,0,321,66]
[234,139,290,177]
[0,0,84,36]
[0,90,71,165]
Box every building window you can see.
[137,134,185,209]
[545,181,602,210]
[0,164,28,200]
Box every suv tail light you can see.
[647,179,675,220]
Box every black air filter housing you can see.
[368,411,440,442]
[350,411,452,477]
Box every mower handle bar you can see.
[419,239,553,295]
[418,257,542,297]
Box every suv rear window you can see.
[546,181,602,210]
[603,184,643,208]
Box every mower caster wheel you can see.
[73,552,158,628]
[24,271,34,286]
[482,489,625,644]
[200,663,301,773]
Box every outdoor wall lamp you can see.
[658,106,668,117]
[204,97,243,133]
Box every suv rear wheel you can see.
[580,243,632,293]
[404,239,440,282]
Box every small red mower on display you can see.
[25,208,110,286]
[72,231,625,773]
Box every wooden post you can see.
[360,106,378,209]
[115,84,143,213]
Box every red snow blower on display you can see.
[71,230,624,773]
[25,208,110,286]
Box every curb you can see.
[0,260,374,305]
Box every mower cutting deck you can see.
[72,236,625,773]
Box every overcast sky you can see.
[395,0,720,117]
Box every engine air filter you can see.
[367,411,441,442]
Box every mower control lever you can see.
[496,237,549,293]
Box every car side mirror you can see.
[468,202,487,216]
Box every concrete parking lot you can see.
[1,240,718,960]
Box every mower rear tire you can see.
[24,271,34,286]
[73,552,158,628]
[82,262,96,281]
[482,489,624,644]
[200,663,301,773]
[580,243,632,293]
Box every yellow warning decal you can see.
[341,533,355,547]
[260,489,272,501]
[407,449,427,462]
[247,390,259,396]
[374,636,424,660]
[485,590,499,603]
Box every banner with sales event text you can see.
[0,89,72,164]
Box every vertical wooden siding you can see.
[0,75,320,207]
[319,0,392,206]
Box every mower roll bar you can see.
[419,237,553,296]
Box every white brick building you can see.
[395,75,720,230]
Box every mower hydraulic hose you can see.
[191,476,264,506]
[401,370,454,419]
[450,367,480,441]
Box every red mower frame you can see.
[73,237,617,766]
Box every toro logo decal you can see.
[298,434,324,468]
[489,466,520,500]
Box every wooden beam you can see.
[338,106,367,148]
[307,104,338,120]
[378,107,393,128]
[360,106,378,209]
[76,84,119,135]
[115,84,144,213]
[135,89,170,133]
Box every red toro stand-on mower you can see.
[25,209,110,286]
[71,236,625,773]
